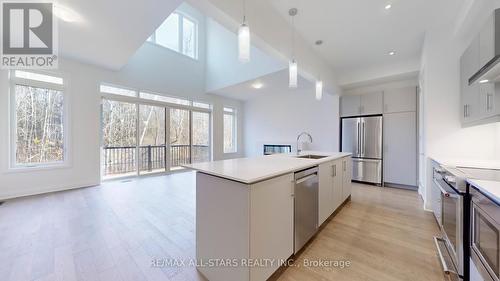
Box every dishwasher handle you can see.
[295,173,318,184]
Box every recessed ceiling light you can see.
[385,4,392,10]
[251,82,264,89]
[388,51,396,56]
[479,79,490,84]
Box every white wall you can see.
[205,18,285,92]
[244,88,339,157]
[419,0,500,208]
[187,0,342,95]
[0,3,244,200]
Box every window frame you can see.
[8,70,70,171]
[223,107,237,154]
[99,83,212,180]
[147,11,199,60]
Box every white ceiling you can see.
[56,0,182,70]
[269,0,458,85]
[212,69,316,101]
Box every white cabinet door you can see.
[250,173,294,281]
[318,162,334,225]
[360,91,383,115]
[461,35,481,124]
[383,87,417,113]
[342,157,352,201]
[479,83,496,118]
[383,112,417,186]
[340,95,361,117]
[332,160,343,211]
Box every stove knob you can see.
[444,176,456,183]
[435,167,446,174]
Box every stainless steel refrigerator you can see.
[341,116,382,185]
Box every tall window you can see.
[10,71,66,167]
[223,107,237,154]
[148,12,198,59]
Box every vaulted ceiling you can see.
[56,0,182,70]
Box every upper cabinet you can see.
[460,10,500,127]
[461,36,480,124]
[340,95,361,117]
[340,91,383,117]
[360,91,384,115]
[383,87,417,113]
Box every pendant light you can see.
[238,0,250,62]
[289,8,298,88]
[315,80,323,100]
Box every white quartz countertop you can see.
[431,157,500,170]
[182,151,352,184]
[468,179,500,204]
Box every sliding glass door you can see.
[102,98,211,179]
[192,111,210,163]
[102,100,137,179]
[170,108,191,170]
[139,105,166,175]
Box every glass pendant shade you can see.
[289,59,298,88]
[315,80,323,100]
[238,23,250,63]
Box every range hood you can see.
[469,9,500,85]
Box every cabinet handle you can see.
[487,94,493,111]
[463,105,466,118]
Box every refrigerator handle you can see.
[362,121,365,156]
[356,121,360,155]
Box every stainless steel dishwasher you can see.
[294,166,319,253]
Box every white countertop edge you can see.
[430,157,500,170]
[183,151,352,185]
[467,179,500,204]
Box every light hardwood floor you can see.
[0,172,446,281]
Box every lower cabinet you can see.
[318,157,352,226]
[249,173,294,281]
[197,172,294,281]
[342,157,352,201]
[319,162,335,225]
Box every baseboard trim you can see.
[0,181,99,201]
[384,182,418,190]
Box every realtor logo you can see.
[1,1,58,69]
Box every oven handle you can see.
[434,236,458,276]
[433,179,459,199]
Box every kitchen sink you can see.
[296,155,328,159]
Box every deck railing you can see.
[103,144,209,176]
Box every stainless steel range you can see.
[433,165,469,280]
[433,165,500,281]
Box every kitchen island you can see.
[183,151,352,281]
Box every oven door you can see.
[433,174,463,276]
[471,196,500,281]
